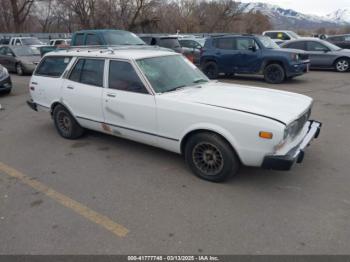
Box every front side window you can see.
[137,55,208,93]
[35,56,72,77]
[108,60,148,94]
[235,38,259,50]
[69,59,104,87]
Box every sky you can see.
[240,0,350,16]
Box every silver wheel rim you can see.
[17,64,23,74]
[57,111,72,135]
[192,142,224,176]
[336,60,349,72]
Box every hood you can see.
[332,48,350,56]
[161,82,313,125]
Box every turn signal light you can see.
[259,131,273,139]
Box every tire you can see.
[202,61,219,79]
[184,132,240,182]
[1,89,11,95]
[263,63,285,84]
[16,63,24,76]
[53,105,84,139]
[334,58,350,72]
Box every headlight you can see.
[284,120,299,140]
[0,67,9,80]
[290,53,300,61]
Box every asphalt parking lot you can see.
[1,71,350,254]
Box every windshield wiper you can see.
[164,85,187,93]
[193,79,208,84]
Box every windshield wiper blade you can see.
[165,85,187,93]
[193,79,208,84]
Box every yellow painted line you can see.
[0,162,129,237]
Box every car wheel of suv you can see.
[335,58,350,72]
[202,61,219,79]
[184,132,240,182]
[264,64,285,84]
[53,105,84,139]
[16,63,24,76]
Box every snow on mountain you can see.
[238,2,349,29]
[326,8,350,23]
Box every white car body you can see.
[27,47,321,179]
[262,30,301,45]
[9,37,46,48]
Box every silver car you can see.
[281,38,350,72]
[0,46,41,75]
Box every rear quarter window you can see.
[74,34,85,46]
[35,56,72,77]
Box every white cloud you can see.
[240,0,350,16]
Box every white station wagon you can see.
[27,46,322,182]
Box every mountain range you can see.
[238,2,350,30]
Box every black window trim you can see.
[67,57,106,88]
[106,58,152,95]
[34,55,73,78]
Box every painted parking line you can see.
[0,162,129,238]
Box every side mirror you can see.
[248,45,257,52]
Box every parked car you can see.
[281,38,350,72]
[200,34,310,83]
[263,30,300,45]
[178,38,205,65]
[0,64,12,94]
[0,38,10,45]
[0,46,41,75]
[49,39,71,47]
[71,29,146,46]
[9,37,45,48]
[139,35,183,53]
[27,47,321,182]
[326,34,350,49]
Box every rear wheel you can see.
[202,61,219,79]
[53,105,84,139]
[334,58,350,72]
[184,132,240,182]
[263,63,285,84]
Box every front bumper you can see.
[261,120,322,170]
[287,60,310,77]
[0,75,12,92]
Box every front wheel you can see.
[263,63,285,84]
[184,132,240,182]
[334,58,350,72]
[53,105,85,139]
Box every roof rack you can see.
[61,44,172,53]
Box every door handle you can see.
[67,86,74,90]
[107,93,116,98]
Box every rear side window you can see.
[69,59,104,87]
[213,38,235,50]
[35,56,71,77]
[158,38,180,48]
[284,41,306,50]
[86,34,101,45]
[108,60,148,94]
[265,32,278,39]
[74,34,85,46]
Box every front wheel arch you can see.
[180,129,242,164]
[334,57,350,72]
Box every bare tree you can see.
[9,0,36,32]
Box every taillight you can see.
[200,48,204,56]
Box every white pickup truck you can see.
[27,46,321,182]
[9,37,45,47]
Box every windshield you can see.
[13,47,41,56]
[288,31,300,39]
[322,40,342,51]
[137,55,209,93]
[22,38,43,45]
[104,31,145,45]
[258,36,280,49]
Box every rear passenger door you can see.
[62,58,105,128]
[102,59,157,146]
[31,56,72,108]
[213,37,238,73]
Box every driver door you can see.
[102,59,158,146]
[306,41,335,67]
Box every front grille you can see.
[293,108,311,137]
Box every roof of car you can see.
[45,46,177,60]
